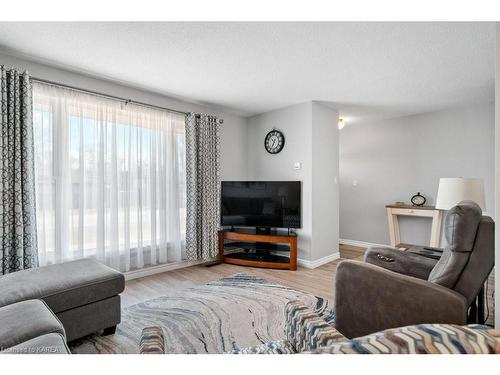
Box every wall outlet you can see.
[293,162,302,170]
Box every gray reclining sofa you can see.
[335,200,494,338]
[0,259,125,354]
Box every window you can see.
[33,82,186,272]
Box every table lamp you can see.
[435,177,486,211]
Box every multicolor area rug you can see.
[70,273,333,354]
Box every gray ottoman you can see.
[0,259,125,342]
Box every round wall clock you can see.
[264,130,285,154]
[411,192,426,206]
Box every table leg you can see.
[387,208,400,247]
[430,210,443,247]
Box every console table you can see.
[386,204,443,248]
[218,229,297,270]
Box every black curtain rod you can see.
[31,77,224,124]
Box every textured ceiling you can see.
[0,22,494,122]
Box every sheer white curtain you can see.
[32,82,186,272]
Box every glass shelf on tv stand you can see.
[224,251,290,264]
[224,241,291,253]
[224,227,298,237]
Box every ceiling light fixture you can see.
[338,117,345,130]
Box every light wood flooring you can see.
[122,244,495,326]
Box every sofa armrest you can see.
[364,246,437,280]
[0,300,66,351]
[285,301,345,352]
[314,324,500,354]
[140,327,165,354]
[335,260,467,339]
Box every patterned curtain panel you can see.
[0,67,38,275]
[185,113,221,261]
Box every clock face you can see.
[264,130,285,154]
[411,193,426,206]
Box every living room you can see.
[1,2,500,374]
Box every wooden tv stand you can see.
[218,229,297,270]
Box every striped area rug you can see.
[70,273,332,354]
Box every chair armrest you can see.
[139,326,165,354]
[285,301,346,352]
[335,260,467,338]
[364,246,437,280]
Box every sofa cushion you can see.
[0,300,65,351]
[1,333,70,354]
[313,324,500,354]
[0,259,125,313]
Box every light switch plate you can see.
[294,162,302,170]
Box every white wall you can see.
[247,101,339,262]
[0,52,248,180]
[340,102,495,247]
[247,102,314,260]
[312,102,340,260]
[495,22,500,329]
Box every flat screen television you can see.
[221,181,301,229]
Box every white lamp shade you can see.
[435,177,485,211]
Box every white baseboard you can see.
[126,245,347,280]
[297,252,340,269]
[125,247,341,280]
[125,251,340,280]
[124,258,213,281]
[339,238,390,249]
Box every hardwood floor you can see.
[122,244,495,326]
[122,244,363,307]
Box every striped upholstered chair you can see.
[139,326,165,354]
[139,301,500,354]
[230,301,500,354]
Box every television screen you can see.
[221,181,301,228]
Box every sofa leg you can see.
[103,325,117,336]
